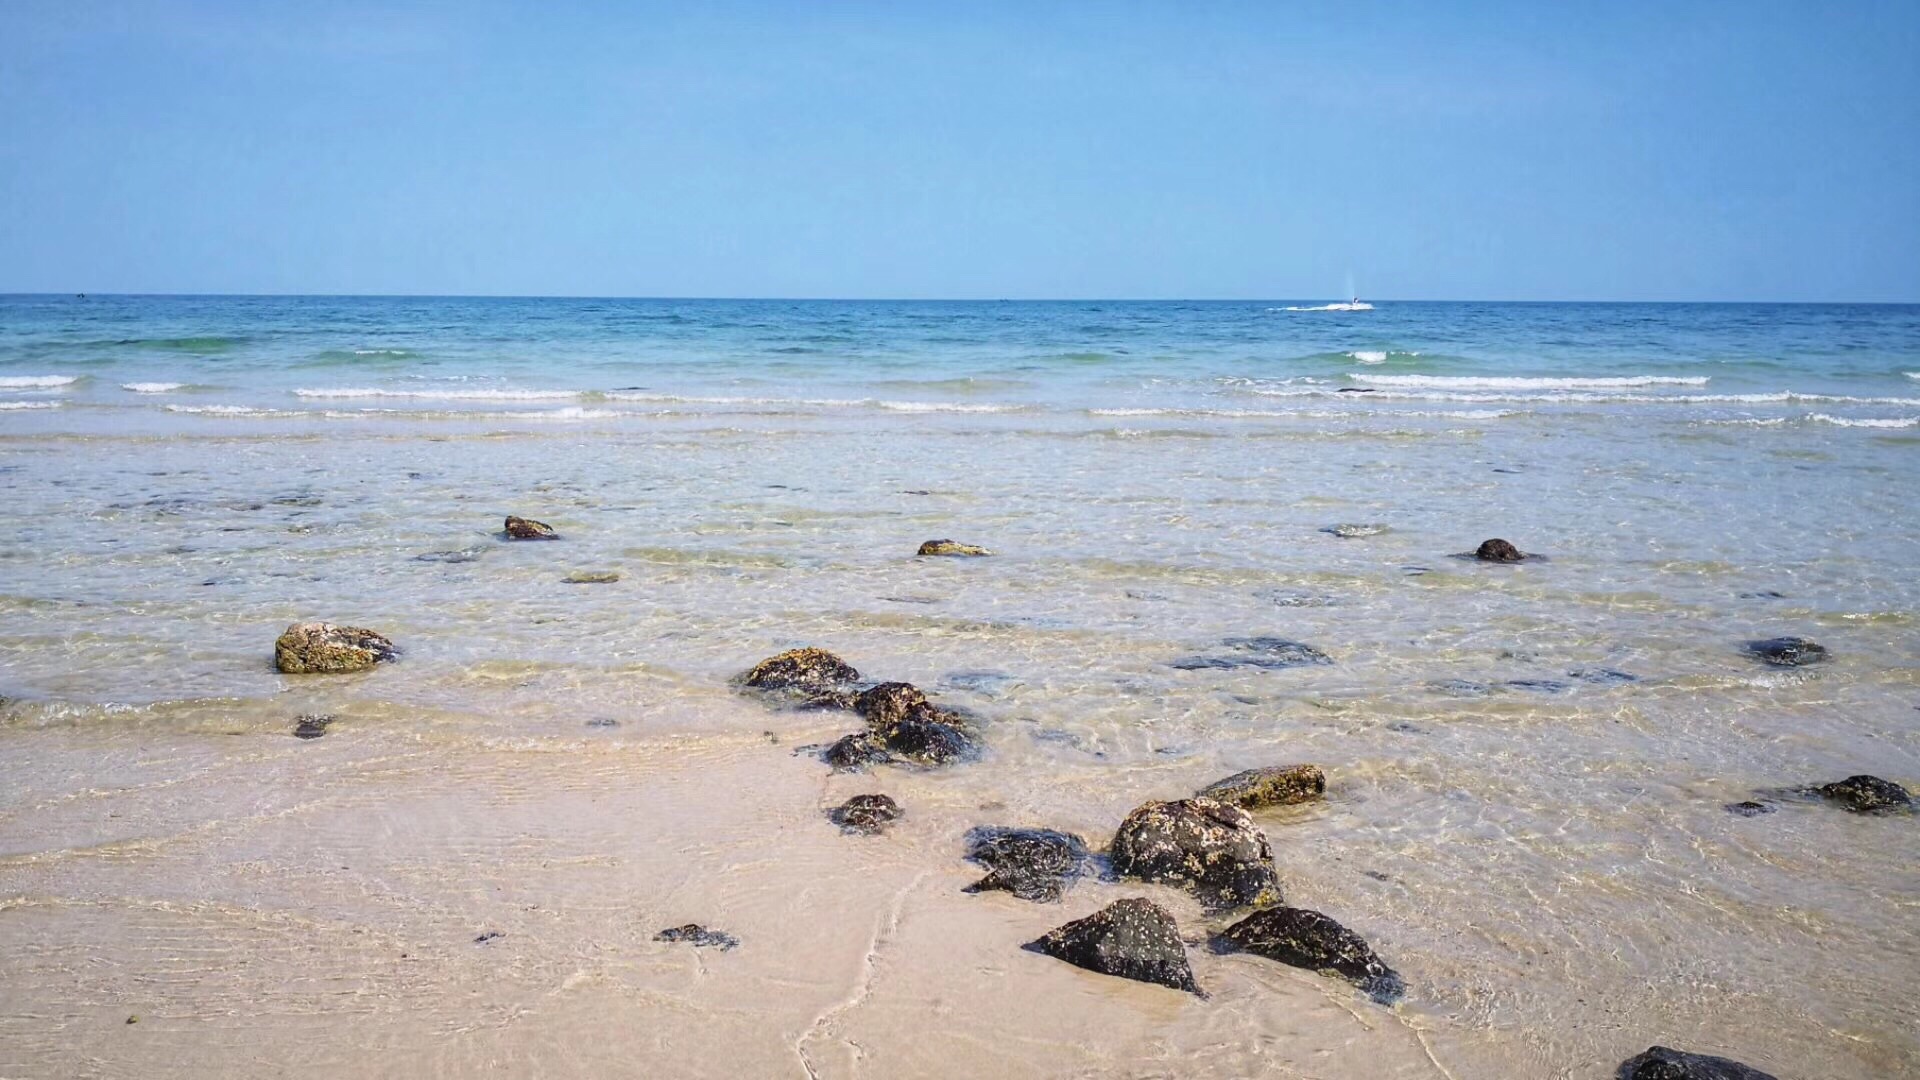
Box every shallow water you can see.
[1,297,1918,1079]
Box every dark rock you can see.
[739,648,861,692]
[854,682,977,765]
[962,826,1091,902]
[1323,523,1390,538]
[1429,679,1494,697]
[503,515,558,540]
[561,570,620,584]
[1197,764,1326,809]
[1109,797,1280,911]
[830,794,901,835]
[293,714,333,740]
[821,733,889,770]
[1815,775,1912,814]
[1025,898,1199,994]
[1738,590,1788,600]
[1474,538,1526,562]
[1505,679,1571,694]
[917,539,992,557]
[584,718,619,729]
[1745,637,1827,667]
[1618,1045,1778,1080]
[1723,801,1774,817]
[654,924,739,951]
[474,931,505,944]
[274,622,396,674]
[1215,906,1404,1004]
[1173,637,1332,671]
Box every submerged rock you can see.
[1723,800,1775,817]
[1197,764,1326,809]
[415,548,485,564]
[654,924,739,951]
[561,570,621,584]
[1109,797,1279,910]
[1216,905,1404,1004]
[1173,637,1333,672]
[739,648,860,693]
[1474,538,1526,562]
[1324,523,1390,539]
[917,539,993,557]
[274,622,396,674]
[1025,898,1199,994]
[1815,775,1912,814]
[1618,1045,1778,1080]
[503,515,557,540]
[1569,666,1640,686]
[292,714,333,740]
[830,794,902,835]
[1745,636,1827,667]
[962,826,1092,902]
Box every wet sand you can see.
[2,415,1918,1079]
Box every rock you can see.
[1723,801,1774,817]
[917,539,992,557]
[1618,1045,1778,1080]
[739,648,860,692]
[415,548,484,563]
[1172,637,1332,672]
[473,930,505,944]
[854,681,977,765]
[821,733,890,771]
[830,794,901,835]
[962,826,1092,902]
[1025,898,1199,994]
[654,924,739,951]
[562,570,620,584]
[1197,765,1326,809]
[1216,906,1404,1004]
[1745,637,1827,667]
[273,622,396,674]
[1324,523,1390,539]
[503,515,557,540]
[293,714,333,740]
[1815,775,1912,814]
[1474,538,1526,562]
[1109,797,1280,911]
[1569,666,1639,685]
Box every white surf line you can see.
[794,868,931,1079]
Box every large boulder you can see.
[917,539,992,557]
[1745,636,1827,667]
[1618,1045,1778,1080]
[962,826,1091,902]
[738,648,861,693]
[274,623,396,674]
[1216,906,1404,1004]
[1026,898,1199,994]
[1109,797,1279,910]
[503,515,558,540]
[1197,765,1326,809]
[1815,775,1912,814]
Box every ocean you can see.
[1,295,1917,1079]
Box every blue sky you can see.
[1,2,1916,300]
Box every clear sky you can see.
[2,1,1916,300]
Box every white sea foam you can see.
[1232,382,1917,407]
[1908,372,1920,381]
[1348,373,1709,390]
[874,400,1024,413]
[1807,413,1919,429]
[292,386,579,401]
[1275,303,1374,312]
[1087,406,1516,421]
[0,400,62,410]
[0,375,79,389]
[1349,351,1388,364]
[123,382,186,393]
[165,404,293,417]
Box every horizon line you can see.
[4,291,1918,306]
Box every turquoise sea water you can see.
[3,296,1918,427]
[2,296,1918,1078]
